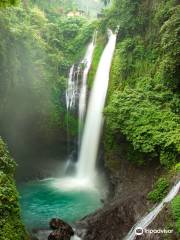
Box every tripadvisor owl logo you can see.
[135,227,143,236]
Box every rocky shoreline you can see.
[31,218,74,240]
[75,159,160,240]
[30,159,179,240]
[30,158,161,240]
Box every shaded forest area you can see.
[101,0,180,168]
[0,0,95,180]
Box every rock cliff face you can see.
[77,156,161,240]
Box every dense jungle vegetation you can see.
[0,138,28,239]
[101,0,180,234]
[0,0,179,239]
[102,0,180,169]
[0,0,95,171]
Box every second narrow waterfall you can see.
[65,37,95,157]
[124,180,180,240]
[66,65,76,111]
[77,30,117,179]
[78,37,96,146]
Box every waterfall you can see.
[77,30,117,179]
[124,180,180,240]
[65,36,96,171]
[66,33,96,115]
[66,65,76,111]
[65,64,76,153]
[78,35,96,146]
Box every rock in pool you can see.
[48,218,74,240]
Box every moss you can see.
[0,139,16,175]
[147,177,169,203]
[171,195,180,235]
[174,163,180,173]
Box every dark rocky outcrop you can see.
[48,218,74,240]
[77,195,148,240]
[76,158,161,240]
[30,219,75,240]
[50,218,67,230]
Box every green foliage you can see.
[174,163,180,172]
[0,138,28,239]
[103,0,180,168]
[157,5,180,91]
[127,145,145,166]
[105,87,180,167]
[100,0,144,35]
[0,4,93,146]
[0,0,19,8]
[0,138,16,175]
[147,178,169,203]
[171,195,180,234]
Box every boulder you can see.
[49,218,74,240]
[50,218,66,230]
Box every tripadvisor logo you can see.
[135,227,143,236]
[135,227,173,236]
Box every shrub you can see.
[0,138,28,239]
[171,195,180,235]
[147,178,169,203]
[0,138,16,175]
[0,0,19,8]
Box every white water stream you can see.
[66,65,76,111]
[124,180,180,240]
[65,36,96,171]
[78,36,96,146]
[77,30,117,179]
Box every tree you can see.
[0,0,19,8]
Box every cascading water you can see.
[66,65,76,111]
[78,35,96,146]
[124,180,180,240]
[65,36,96,171]
[66,64,76,153]
[77,30,117,180]
[19,30,116,233]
